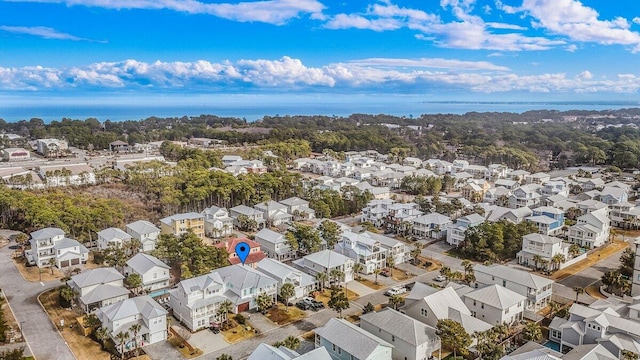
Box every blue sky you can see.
[1,0,640,107]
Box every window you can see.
[332,344,336,352]
[473,300,476,306]
[481,304,484,309]
[421,308,428,317]
[392,335,395,342]
[502,280,507,287]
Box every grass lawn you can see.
[391,268,410,281]
[314,287,359,306]
[301,331,315,341]
[222,323,256,344]
[356,278,385,290]
[551,240,628,281]
[39,288,111,360]
[14,259,64,282]
[168,336,203,358]
[265,303,306,325]
[416,256,442,272]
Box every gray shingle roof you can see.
[256,258,315,288]
[360,308,438,346]
[213,264,277,298]
[474,264,554,290]
[96,295,166,323]
[97,227,131,241]
[315,318,392,360]
[255,228,286,244]
[126,253,169,275]
[79,284,130,305]
[70,267,124,288]
[53,238,87,252]
[126,220,160,235]
[464,284,526,309]
[303,250,352,268]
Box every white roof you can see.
[303,250,352,268]
[255,228,286,244]
[414,212,451,226]
[69,267,123,288]
[96,295,166,324]
[360,308,438,346]
[126,253,170,275]
[126,220,160,235]
[97,227,131,241]
[523,233,563,245]
[474,264,554,290]
[30,227,65,240]
[464,284,526,309]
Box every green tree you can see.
[330,268,344,287]
[363,302,375,314]
[551,254,566,272]
[573,287,585,303]
[280,283,296,312]
[115,331,130,360]
[522,321,542,342]
[436,319,471,358]
[48,257,56,274]
[286,223,322,255]
[352,263,364,280]
[125,273,143,295]
[217,300,234,326]
[315,272,327,291]
[0,347,25,360]
[256,292,273,314]
[95,327,110,351]
[622,350,639,360]
[154,231,227,280]
[277,335,301,350]
[388,294,403,310]
[327,288,349,318]
[129,323,142,357]
[216,355,233,360]
[373,268,381,285]
[410,246,422,265]
[59,286,76,307]
[318,220,342,248]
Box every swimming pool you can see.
[543,341,561,352]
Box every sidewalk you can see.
[551,240,628,281]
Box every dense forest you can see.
[3,109,640,169]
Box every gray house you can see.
[315,318,393,360]
[254,228,294,262]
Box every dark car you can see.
[404,282,416,291]
[380,268,392,277]
[296,300,312,310]
[303,297,325,309]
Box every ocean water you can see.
[1,99,638,123]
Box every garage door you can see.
[237,302,250,313]
[60,260,70,267]
[71,258,80,265]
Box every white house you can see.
[95,295,168,351]
[97,227,133,251]
[53,238,89,268]
[27,227,88,268]
[336,231,387,274]
[279,197,316,221]
[169,272,228,331]
[462,285,525,325]
[212,264,278,313]
[229,205,266,229]
[360,308,441,360]
[254,228,294,262]
[508,185,542,209]
[446,214,484,247]
[256,258,315,300]
[567,208,610,248]
[67,267,130,313]
[248,344,332,360]
[412,213,451,239]
[255,200,293,226]
[124,253,171,292]
[633,238,640,297]
[201,206,234,238]
[293,250,354,284]
[473,264,554,312]
[365,231,409,266]
[517,234,571,271]
[315,318,393,360]
[125,220,161,253]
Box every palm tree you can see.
[573,287,585,303]
[388,294,403,310]
[532,255,543,270]
[622,350,639,360]
[464,272,476,285]
[440,266,452,284]
[48,258,56,274]
[410,246,421,265]
[551,254,566,272]
[450,271,464,284]
[387,256,395,269]
[538,259,549,272]
[115,331,130,360]
[256,292,273,314]
[216,355,233,360]
[352,263,364,280]
[129,323,141,357]
[522,322,542,341]
[59,286,76,307]
[461,260,473,275]
[217,300,233,326]
[281,335,301,350]
[568,244,581,258]
[373,268,381,285]
[315,272,327,291]
[330,269,344,287]
[95,327,110,351]
[280,283,296,312]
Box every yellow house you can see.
[159,212,205,238]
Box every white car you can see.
[385,286,407,296]
[434,274,447,282]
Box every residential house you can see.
[95,295,167,350]
[598,186,628,205]
[412,213,452,239]
[27,227,88,268]
[36,138,68,156]
[256,258,315,300]
[495,179,519,190]
[215,238,266,269]
[483,187,512,205]
[608,202,640,229]
[509,184,542,209]
[159,212,205,238]
[461,183,484,203]
[67,267,130,313]
[125,220,161,253]
[279,197,316,221]
[315,318,393,360]
[361,199,395,228]
[293,250,354,284]
[424,159,452,175]
[201,206,234,238]
[222,155,242,166]
[385,202,423,234]
[403,157,422,168]
[400,286,493,339]
[360,308,441,360]
[473,264,554,312]
[576,199,608,215]
[567,208,610,248]
[542,181,570,197]
[254,228,294,262]
[506,170,530,183]
[364,231,409,266]
[526,172,551,185]
[517,234,572,271]
[582,178,605,191]
[212,264,278,313]
[452,160,469,173]
[229,205,266,230]
[525,206,565,236]
[550,298,640,357]
[336,231,387,274]
[248,344,332,360]
[97,227,133,251]
[484,205,533,224]
[124,253,171,292]
[499,342,616,360]
[446,214,484,247]
[462,285,525,325]
[169,272,228,331]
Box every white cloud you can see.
[510,0,640,52]
[634,17,640,25]
[0,25,104,42]
[3,57,640,95]
[324,14,401,31]
[7,0,325,25]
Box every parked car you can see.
[385,286,407,296]
[296,300,311,310]
[297,298,321,311]
[303,297,325,309]
[434,274,447,282]
[380,268,392,277]
[404,282,416,291]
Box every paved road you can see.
[557,244,627,290]
[0,239,76,360]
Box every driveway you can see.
[346,280,375,296]
[0,237,75,360]
[188,328,228,354]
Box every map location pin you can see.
[235,241,250,265]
